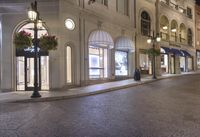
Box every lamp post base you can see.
[152,75,157,79]
[31,91,41,98]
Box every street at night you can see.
[1,75,200,137]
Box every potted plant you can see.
[13,31,32,49]
[39,35,58,51]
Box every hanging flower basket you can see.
[145,48,160,57]
[39,35,58,51]
[13,31,32,49]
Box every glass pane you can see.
[17,57,25,90]
[188,58,193,71]
[161,54,169,73]
[171,56,175,74]
[66,46,72,84]
[27,58,34,87]
[41,56,49,90]
[89,47,107,79]
[115,51,128,76]
[180,57,185,72]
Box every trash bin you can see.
[133,68,141,81]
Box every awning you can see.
[88,30,114,49]
[170,48,182,56]
[161,47,171,54]
[115,36,135,52]
[180,50,191,57]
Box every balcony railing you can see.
[160,32,169,41]
[160,1,192,19]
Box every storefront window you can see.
[180,57,186,72]
[115,51,128,76]
[139,53,152,74]
[188,57,193,71]
[89,47,108,79]
[197,51,200,69]
[161,54,169,73]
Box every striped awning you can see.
[180,50,191,57]
[88,30,114,49]
[115,36,135,52]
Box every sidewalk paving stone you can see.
[0,71,199,103]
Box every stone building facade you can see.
[0,0,197,92]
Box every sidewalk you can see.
[0,71,199,103]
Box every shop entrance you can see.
[16,51,49,91]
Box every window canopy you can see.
[88,30,114,49]
[115,36,135,52]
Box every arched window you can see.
[66,46,72,84]
[141,11,151,36]
[188,28,192,46]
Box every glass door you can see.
[25,57,41,91]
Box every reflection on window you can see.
[115,51,128,76]
[89,47,108,79]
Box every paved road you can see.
[1,75,200,137]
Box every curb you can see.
[5,73,200,103]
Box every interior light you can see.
[171,28,177,32]
[163,26,168,30]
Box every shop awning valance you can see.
[88,30,114,49]
[161,47,171,54]
[170,48,182,56]
[115,36,135,52]
[180,50,191,57]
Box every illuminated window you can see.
[89,47,108,79]
[66,46,72,83]
[115,51,128,76]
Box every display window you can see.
[115,51,128,76]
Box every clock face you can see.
[65,19,75,30]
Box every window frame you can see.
[115,50,129,76]
[141,11,151,36]
[116,0,129,16]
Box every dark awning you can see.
[161,47,171,54]
[180,50,191,57]
[170,48,182,56]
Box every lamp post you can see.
[147,31,161,79]
[28,1,42,98]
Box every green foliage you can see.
[13,31,32,49]
[39,35,58,51]
[145,48,160,57]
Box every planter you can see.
[13,31,32,49]
[39,35,58,51]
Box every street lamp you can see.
[28,1,42,98]
[147,31,161,79]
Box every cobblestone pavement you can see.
[1,75,200,137]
